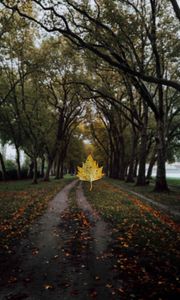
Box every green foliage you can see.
[0,0,180,188]
[5,159,16,171]
[66,135,86,169]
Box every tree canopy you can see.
[0,0,179,191]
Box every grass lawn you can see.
[149,176,180,188]
[0,177,75,251]
[153,177,180,187]
[106,177,180,208]
[83,179,180,298]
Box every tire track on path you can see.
[0,180,122,300]
[76,182,111,254]
[0,180,78,300]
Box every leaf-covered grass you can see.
[83,180,180,299]
[106,177,180,207]
[154,177,180,187]
[0,178,74,250]
[0,174,76,192]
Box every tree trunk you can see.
[146,146,157,180]
[136,102,148,186]
[32,157,38,184]
[41,156,45,178]
[15,145,21,179]
[108,139,114,178]
[28,160,34,178]
[133,158,138,177]
[119,160,126,180]
[149,1,168,192]
[105,157,109,177]
[69,160,75,175]
[118,135,126,180]
[52,160,56,176]
[111,152,120,179]
[108,149,113,178]
[0,152,6,180]
[44,158,53,181]
[154,118,169,191]
[126,131,138,182]
[126,163,135,182]
[55,154,61,179]
[60,160,64,179]
[136,130,147,185]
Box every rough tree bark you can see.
[118,135,126,180]
[44,157,53,181]
[41,156,45,178]
[133,158,138,177]
[28,160,34,178]
[169,0,180,21]
[111,152,120,179]
[55,152,61,179]
[32,157,38,184]
[136,102,148,186]
[15,145,21,179]
[154,117,169,191]
[150,0,169,192]
[126,130,138,182]
[146,146,157,180]
[60,160,64,179]
[0,152,6,180]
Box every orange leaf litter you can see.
[120,189,180,232]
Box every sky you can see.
[6,145,16,160]
[2,144,24,163]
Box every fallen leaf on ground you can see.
[44,284,54,290]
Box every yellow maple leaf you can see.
[77,154,104,191]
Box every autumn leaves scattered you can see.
[0,179,73,252]
[0,177,179,298]
[67,180,179,298]
[0,190,46,251]
[83,180,180,299]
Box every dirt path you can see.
[0,181,119,300]
[76,183,111,254]
[0,180,78,300]
[1,180,179,300]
